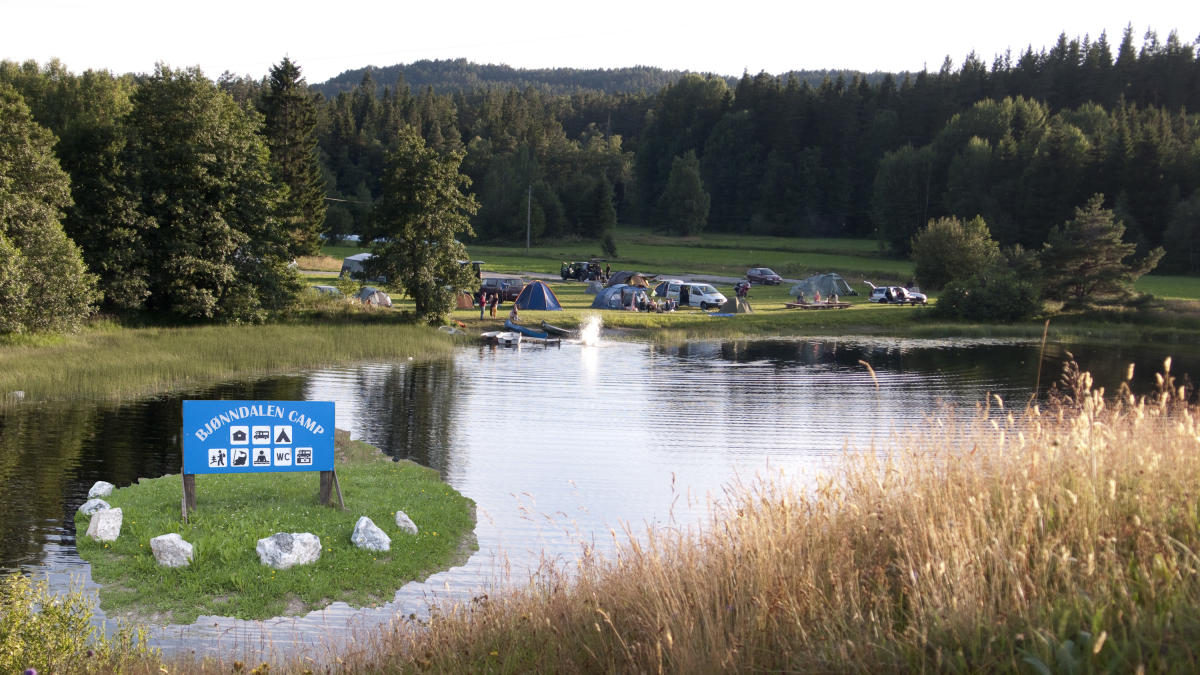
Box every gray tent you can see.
[340,252,386,282]
[605,271,651,288]
[788,273,856,300]
[590,284,649,310]
[717,297,753,313]
[355,286,392,307]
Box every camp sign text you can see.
[182,400,335,475]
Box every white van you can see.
[654,280,727,309]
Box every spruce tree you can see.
[262,57,326,257]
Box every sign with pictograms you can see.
[182,401,335,475]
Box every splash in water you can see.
[580,314,603,346]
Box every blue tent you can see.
[590,284,649,310]
[513,280,563,311]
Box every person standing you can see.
[489,292,499,318]
[479,290,487,319]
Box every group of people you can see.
[794,290,839,304]
[477,289,500,319]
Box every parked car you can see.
[865,282,927,305]
[480,277,525,303]
[746,267,782,285]
[560,258,605,281]
[654,280,728,309]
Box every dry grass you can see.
[346,359,1200,673]
[78,359,1200,674]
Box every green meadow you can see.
[74,435,475,624]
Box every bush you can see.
[931,271,1041,322]
[910,215,1000,290]
[0,573,153,673]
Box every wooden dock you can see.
[784,302,850,310]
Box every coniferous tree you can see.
[654,150,710,236]
[261,57,327,257]
[1040,194,1163,304]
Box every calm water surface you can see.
[0,335,1194,660]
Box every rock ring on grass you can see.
[351,516,391,552]
[88,481,115,499]
[150,533,194,568]
[256,532,321,569]
[78,498,111,515]
[86,507,123,542]
[395,510,419,535]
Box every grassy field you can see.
[75,434,475,624]
[0,305,460,403]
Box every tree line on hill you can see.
[2,26,1200,332]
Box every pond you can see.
[0,334,1195,660]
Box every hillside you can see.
[312,58,889,96]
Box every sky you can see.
[3,0,1197,84]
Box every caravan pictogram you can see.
[252,426,271,444]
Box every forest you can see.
[2,26,1200,332]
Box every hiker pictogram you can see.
[231,448,248,466]
[208,448,226,468]
[273,426,292,444]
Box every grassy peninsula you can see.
[74,433,475,624]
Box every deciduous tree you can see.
[911,215,1001,290]
[369,127,478,324]
[0,83,97,333]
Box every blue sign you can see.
[182,400,335,474]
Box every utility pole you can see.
[526,184,531,251]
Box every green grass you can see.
[1135,273,1200,300]
[0,311,460,403]
[74,437,475,624]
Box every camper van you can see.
[653,280,727,309]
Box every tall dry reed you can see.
[354,359,1200,673]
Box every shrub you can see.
[931,270,1041,322]
[910,215,1000,290]
[0,573,154,673]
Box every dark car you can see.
[480,277,525,304]
[560,259,606,281]
[746,267,783,285]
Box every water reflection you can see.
[1,336,1198,660]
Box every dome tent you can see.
[591,284,649,310]
[788,273,856,300]
[513,280,563,311]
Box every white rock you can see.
[86,507,122,542]
[150,533,194,568]
[88,481,115,499]
[78,498,111,515]
[256,532,321,569]
[394,510,419,535]
[351,516,391,552]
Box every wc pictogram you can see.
[273,448,292,466]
